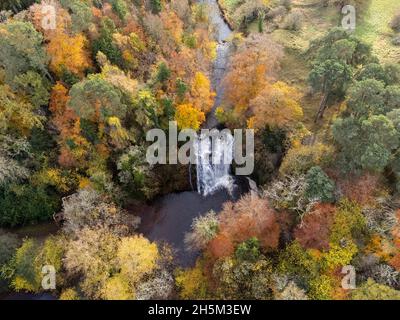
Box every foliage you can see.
[304,166,335,203]
[0,21,48,84]
[175,260,209,300]
[185,210,219,251]
[352,278,400,300]
[175,103,205,130]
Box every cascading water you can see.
[194,1,234,196]
[195,131,234,196]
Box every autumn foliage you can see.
[208,195,280,259]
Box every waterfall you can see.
[194,131,234,196]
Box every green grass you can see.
[355,0,400,62]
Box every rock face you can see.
[247,177,259,198]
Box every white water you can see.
[195,132,234,196]
[195,0,235,196]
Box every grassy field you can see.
[355,0,400,63]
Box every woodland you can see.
[0,0,400,300]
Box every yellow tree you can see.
[248,81,303,129]
[175,103,205,130]
[47,31,91,76]
[117,235,159,284]
[190,72,215,114]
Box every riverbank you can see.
[214,0,235,30]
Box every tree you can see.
[276,281,308,300]
[352,278,400,300]
[47,31,91,76]
[333,115,399,172]
[3,239,41,292]
[175,260,209,300]
[13,71,50,108]
[209,195,280,259]
[280,143,334,176]
[184,210,219,251]
[222,34,283,126]
[117,145,160,200]
[61,188,138,236]
[117,235,159,284]
[0,184,59,227]
[235,237,261,262]
[0,231,20,291]
[304,166,335,203]
[0,85,44,136]
[151,0,162,14]
[92,18,123,67]
[0,0,37,13]
[189,72,215,114]
[175,103,205,130]
[308,28,372,120]
[249,81,303,129]
[68,74,128,121]
[0,21,48,84]
[64,226,119,299]
[277,241,319,281]
[294,203,336,250]
[309,59,352,121]
[212,254,274,299]
[59,0,93,33]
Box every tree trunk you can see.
[314,92,329,123]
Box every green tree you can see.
[13,71,50,108]
[151,0,162,14]
[308,28,372,121]
[304,166,335,203]
[235,237,261,262]
[333,115,399,172]
[0,21,49,84]
[0,0,37,13]
[3,239,41,292]
[59,0,93,33]
[68,74,128,121]
[92,18,123,67]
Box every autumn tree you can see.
[222,34,283,125]
[208,195,280,259]
[248,81,303,129]
[189,72,215,114]
[294,203,336,250]
[47,31,91,76]
[175,103,205,130]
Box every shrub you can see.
[390,11,400,32]
[282,10,303,31]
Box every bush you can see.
[390,11,400,32]
[282,10,303,31]
[0,231,20,292]
[392,34,400,46]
